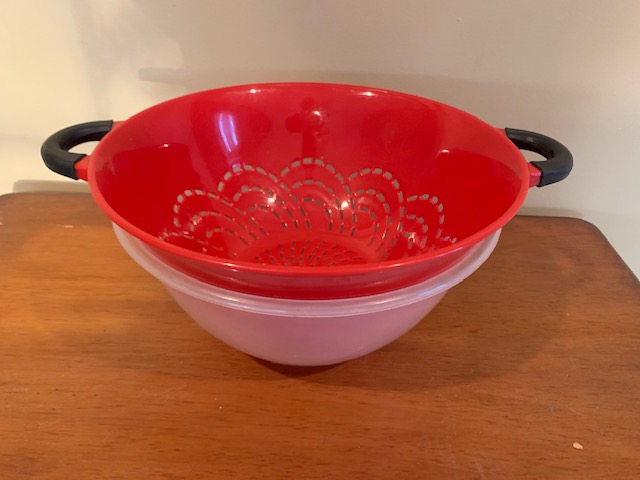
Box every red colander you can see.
[42,82,572,299]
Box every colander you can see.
[41,82,572,299]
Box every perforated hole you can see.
[253,239,367,266]
[161,157,458,264]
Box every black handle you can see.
[505,128,573,187]
[41,120,114,180]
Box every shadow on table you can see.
[251,221,577,392]
[252,287,559,392]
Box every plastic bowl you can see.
[113,224,500,366]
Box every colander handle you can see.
[41,121,114,180]
[505,128,573,187]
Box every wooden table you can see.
[1,193,639,479]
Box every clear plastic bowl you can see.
[113,224,500,366]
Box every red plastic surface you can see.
[84,83,531,299]
[528,163,543,187]
[74,157,90,181]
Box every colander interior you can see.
[90,83,526,267]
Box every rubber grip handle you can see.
[505,128,573,187]
[41,120,113,180]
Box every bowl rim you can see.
[114,223,501,317]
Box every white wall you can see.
[2,0,639,276]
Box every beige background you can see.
[2,0,638,276]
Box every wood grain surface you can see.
[1,193,639,479]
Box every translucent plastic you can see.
[114,224,501,366]
[86,83,529,299]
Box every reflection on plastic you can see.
[214,112,239,154]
